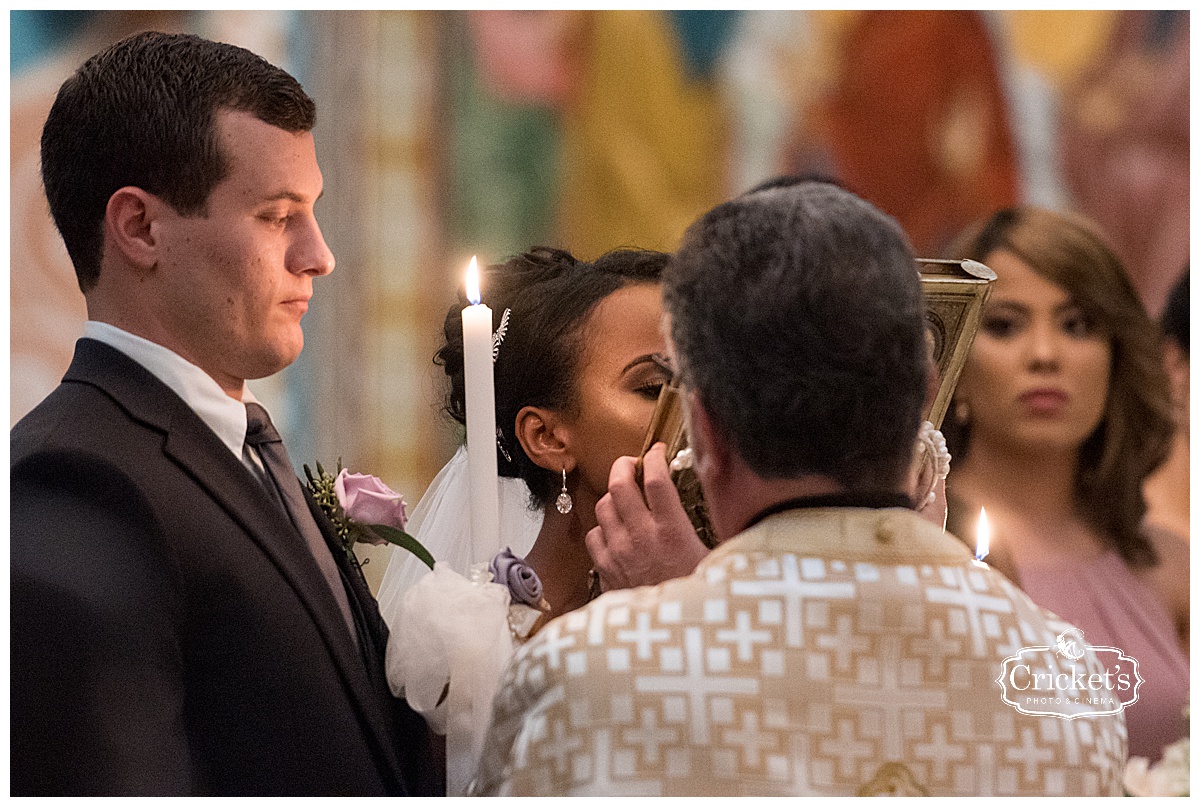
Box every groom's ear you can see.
[104,186,163,273]
[514,405,575,473]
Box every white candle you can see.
[462,257,501,562]
[974,507,990,565]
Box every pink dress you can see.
[1017,551,1189,762]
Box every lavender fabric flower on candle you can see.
[489,547,543,607]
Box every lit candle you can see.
[973,507,990,567]
[462,256,500,561]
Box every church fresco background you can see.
[10,10,1189,589]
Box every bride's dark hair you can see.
[436,246,667,508]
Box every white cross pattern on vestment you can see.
[913,722,966,781]
[908,617,962,678]
[716,610,773,662]
[832,635,948,760]
[539,716,584,775]
[924,566,1014,657]
[730,554,855,647]
[634,627,759,745]
[576,728,663,796]
[820,717,874,778]
[618,611,673,660]
[722,709,778,768]
[815,613,872,672]
[622,706,678,765]
[1006,726,1056,783]
[532,620,576,669]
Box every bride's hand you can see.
[586,443,708,592]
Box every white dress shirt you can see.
[81,321,268,479]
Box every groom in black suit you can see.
[11,32,436,795]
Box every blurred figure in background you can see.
[790,10,1019,256]
[1059,10,1189,317]
[1142,268,1189,541]
[944,206,1188,762]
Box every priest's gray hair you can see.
[664,181,927,492]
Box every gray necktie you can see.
[244,402,358,644]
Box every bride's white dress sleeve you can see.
[375,446,543,795]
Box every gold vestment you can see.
[474,507,1126,796]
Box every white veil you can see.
[376,444,543,795]
[376,445,543,613]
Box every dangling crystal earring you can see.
[556,468,573,514]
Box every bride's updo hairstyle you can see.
[436,246,667,508]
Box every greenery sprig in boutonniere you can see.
[304,461,434,569]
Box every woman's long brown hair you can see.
[944,206,1173,566]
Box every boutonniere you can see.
[303,461,434,569]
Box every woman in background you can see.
[943,207,1188,762]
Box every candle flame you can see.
[465,256,481,306]
[976,507,990,561]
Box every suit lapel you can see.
[303,489,390,651]
[302,488,394,695]
[160,423,365,663]
[63,339,406,787]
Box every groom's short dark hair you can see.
[40,30,316,293]
[665,181,928,492]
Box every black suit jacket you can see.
[11,339,437,796]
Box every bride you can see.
[377,246,674,794]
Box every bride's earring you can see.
[556,468,573,514]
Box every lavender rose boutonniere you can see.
[303,461,434,569]
[336,470,409,535]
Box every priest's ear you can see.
[514,405,575,473]
[684,390,730,482]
